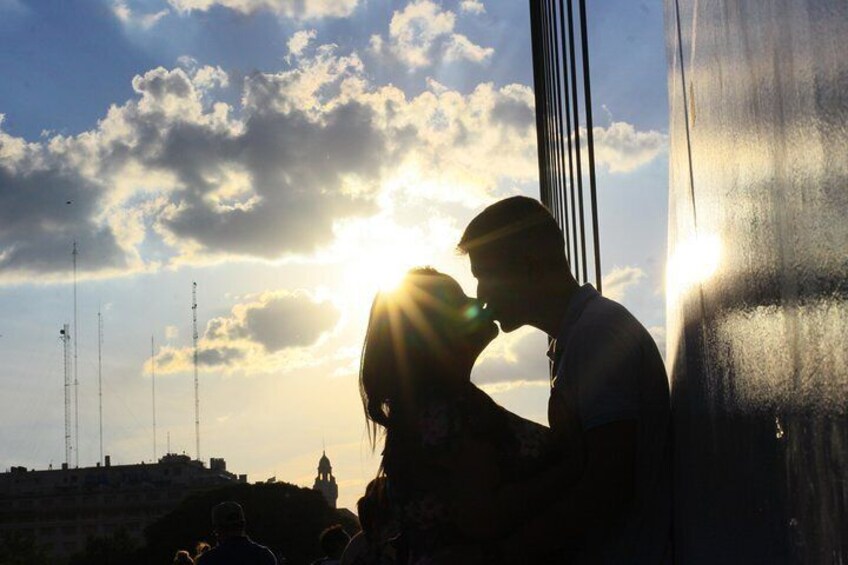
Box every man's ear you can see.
[523,253,543,283]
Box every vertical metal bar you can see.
[558,0,578,275]
[549,0,571,258]
[543,0,563,227]
[529,0,551,209]
[579,0,602,293]
[566,0,588,284]
[541,0,559,223]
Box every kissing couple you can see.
[346,196,671,565]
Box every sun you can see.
[331,215,446,310]
[666,233,722,299]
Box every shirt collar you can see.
[550,283,599,357]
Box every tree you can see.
[0,531,49,565]
[68,528,142,565]
[141,482,360,564]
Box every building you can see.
[0,454,246,561]
[312,451,338,509]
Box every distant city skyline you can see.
[0,0,668,510]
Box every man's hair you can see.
[319,524,350,558]
[458,196,568,272]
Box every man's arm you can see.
[496,419,637,561]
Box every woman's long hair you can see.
[359,267,464,450]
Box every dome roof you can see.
[318,451,331,472]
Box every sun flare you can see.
[330,215,451,310]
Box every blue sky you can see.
[0,0,668,509]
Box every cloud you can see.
[166,0,358,19]
[152,289,339,374]
[590,121,667,173]
[460,0,485,15]
[0,34,665,284]
[443,33,493,64]
[287,29,317,62]
[647,325,666,360]
[383,0,492,69]
[112,1,169,28]
[602,266,646,302]
[472,327,550,386]
[0,53,387,281]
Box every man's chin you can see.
[495,319,520,333]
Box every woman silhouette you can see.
[359,268,569,563]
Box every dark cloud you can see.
[152,290,339,374]
[157,101,384,257]
[204,291,340,353]
[0,62,390,279]
[491,97,534,131]
[472,330,550,385]
[197,346,245,367]
[0,164,126,275]
[242,293,339,351]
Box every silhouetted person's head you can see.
[211,501,246,541]
[319,524,350,559]
[459,196,574,332]
[357,477,392,540]
[173,550,194,565]
[194,541,210,557]
[360,267,497,441]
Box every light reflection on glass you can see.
[665,233,722,300]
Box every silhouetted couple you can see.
[355,197,671,564]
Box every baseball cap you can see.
[212,501,245,528]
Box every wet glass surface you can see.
[665,1,848,562]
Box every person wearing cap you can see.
[195,501,277,565]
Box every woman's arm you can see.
[448,448,583,540]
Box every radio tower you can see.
[72,242,79,468]
[151,335,157,462]
[60,324,72,466]
[98,311,104,465]
[192,282,200,462]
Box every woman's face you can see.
[426,275,499,367]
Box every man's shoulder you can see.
[199,538,276,564]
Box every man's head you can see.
[319,524,350,559]
[458,196,572,332]
[211,501,246,539]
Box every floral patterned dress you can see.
[381,382,558,564]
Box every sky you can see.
[0,0,668,511]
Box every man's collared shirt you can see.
[549,283,672,565]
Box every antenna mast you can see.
[60,325,72,466]
[192,282,200,462]
[72,241,79,468]
[151,335,157,462]
[98,312,103,465]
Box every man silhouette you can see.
[458,196,671,563]
[196,501,277,565]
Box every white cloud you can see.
[166,0,358,19]
[473,327,550,386]
[0,35,664,284]
[602,266,646,302]
[151,289,340,374]
[459,0,485,15]
[287,29,317,62]
[590,121,667,173]
[191,65,229,91]
[384,0,492,69]
[112,0,169,29]
[443,33,494,63]
[647,325,666,360]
